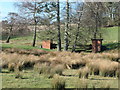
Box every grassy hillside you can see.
[102,26,118,43]
[1,26,118,51]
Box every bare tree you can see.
[15,1,44,47]
[83,2,107,39]
[2,12,19,43]
[57,0,61,51]
[64,0,69,51]
[72,3,84,52]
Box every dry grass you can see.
[87,59,119,77]
[0,49,119,77]
[51,74,66,89]
[34,63,65,78]
[78,66,90,79]
[50,64,65,75]
[2,48,48,56]
[34,63,51,74]
[1,52,39,71]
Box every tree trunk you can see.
[94,11,98,39]
[6,35,11,43]
[64,0,69,51]
[32,2,37,47]
[72,24,80,52]
[6,27,12,43]
[72,5,84,52]
[32,24,37,47]
[57,0,61,51]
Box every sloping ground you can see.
[1,26,118,51]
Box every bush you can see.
[51,74,66,89]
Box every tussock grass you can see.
[1,49,119,77]
[1,52,39,71]
[50,64,65,75]
[87,60,100,75]
[34,63,65,78]
[34,63,51,74]
[51,74,66,89]
[78,67,90,79]
[87,59,119,77]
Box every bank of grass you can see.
[1,43,54,51]
[102,26,118,43]
[1,69,118,88]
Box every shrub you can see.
[51,74,66,89]
[78,67,90,79]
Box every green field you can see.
[1,26,119,51]
[1,69,118,88]
[102,27,118,43]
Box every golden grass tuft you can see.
[50,64,65,75]
[51,74,66,89]
[1,49,119,78]
[78,66,90,79]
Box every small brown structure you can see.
[42,40,57,49]
[91,39,103,53]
